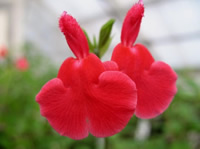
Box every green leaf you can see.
[98,19,115,50]
[99,37,112,58]
[92,36,99,56]
[93,35,97,49]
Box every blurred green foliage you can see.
[0,45,200,149]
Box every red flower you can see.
[16,57,29,71]
[0,46,8,58]
[36,12,137,140]
[111,0,177,119]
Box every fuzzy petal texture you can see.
[59,11,89,59]
[121,0,144,47]
[36,54,137,140]
[111,43,177,119]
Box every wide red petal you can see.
[112,44,177,119]
[36,78,89,140]
[135,61,177,119]
[88,71,137,137]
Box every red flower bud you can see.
[16,57,29,71]
[0,46,8,58]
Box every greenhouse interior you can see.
[0,0,200,149]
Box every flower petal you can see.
[36,78,89,140]
[88,71,137,137]
[57,54,105,87]
[103,61,119,71]
[59,11,89,59]
[111,43,154,79]
[135,61,177,119]
[112,43,177,119]
[121,0,144,47]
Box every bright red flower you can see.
[111,0,177,119]
[16,57,29,71]
[0,46,8,58]
[36,12,137,140]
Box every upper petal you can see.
[121,0,144,47]
[59,12,89,59]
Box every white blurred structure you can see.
[0,0,200,68]
[135,120,151,141]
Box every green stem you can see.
[105,137,109,149]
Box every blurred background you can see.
[0,0,200,149]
